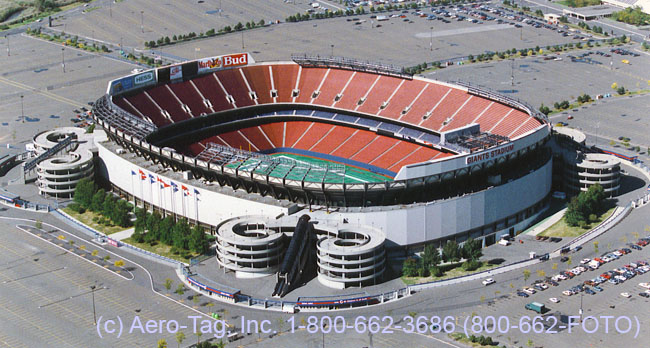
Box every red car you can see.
[601,273,611,280]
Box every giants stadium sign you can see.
[465,143,515,165]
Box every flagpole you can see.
[170,185,175,218]
[130,172,135,213]
[181,188,186,217]
[139,176,143,210]
[194,190,199,223]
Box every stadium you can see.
[92,52,553,282]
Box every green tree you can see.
[442,240,461,263]
[189,224,209,254]
[159,216,175,245]
[157,339,167,348]
[523,269,531,283]
[175,332,185,348]
[101,194,116,221]
[402,257,418,276]
[73,178,95,208]
[539,104,551,116]
[234,22,243,31]
[172,218,191,250]
[421,244,441,270]
[593,241,599,254]
[164,278,173,290]
[462,238,482,261]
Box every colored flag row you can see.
[131,169,199,197]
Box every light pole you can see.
[109,1,112,18]
[430,26,433,51]
[241,31,244,50]
[330,44,334,56]
[140,11,144,33]
[5,34,9,56]
[90,285,97,325]
[20,95,24,123]
[579,291,583,323]
[61,47,65,73]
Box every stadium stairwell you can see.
[273,214,316,297]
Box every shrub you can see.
[429,266,443,277]
[462,259,481,271]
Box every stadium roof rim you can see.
[291,53,412,79]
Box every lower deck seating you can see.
[187,121,451,174]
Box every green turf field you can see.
[226,153,392,184]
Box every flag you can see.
[149,174,156,184]
[158,177,170,189]
[139,169,146,180]
[182,185,190,196]
[170,181,179,192]
[131,170,136,176]
[194,188,200,201]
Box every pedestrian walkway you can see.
[525,208,567,236]
[110,227,134,241]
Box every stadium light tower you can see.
[140,11,144,33]
[20,95,24,123]
[331,44,334,56]
[61,47,65,73]
[430,27,433,51]
[5,35,9,56]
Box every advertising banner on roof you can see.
[196,53,255,74]
[134,71,155,86]
[169,64,183,80]
[109,76,134,95]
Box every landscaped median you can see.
[402,260,499,285]
[62,207,129,235]
[539,206,616,238]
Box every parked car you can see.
[639,292,650,298]
[584,287,596,295]
[549,297,560,303]
[517,291,529,297]
[621,292,631,298]
[592,286,603,292]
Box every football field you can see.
[227,152,392,184]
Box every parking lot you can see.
[458,203,650,348]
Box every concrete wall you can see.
[97,140,551,248]
[328,157,553,246]
[96,142,289,226]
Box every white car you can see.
[639,282,650,289]
[549,297,560,303]
[482,278,496,286]
[562,290,573,296]
[523,287,536,294]
[538,283,549,290]
[621,292,631,298]
[580,258,591,264]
